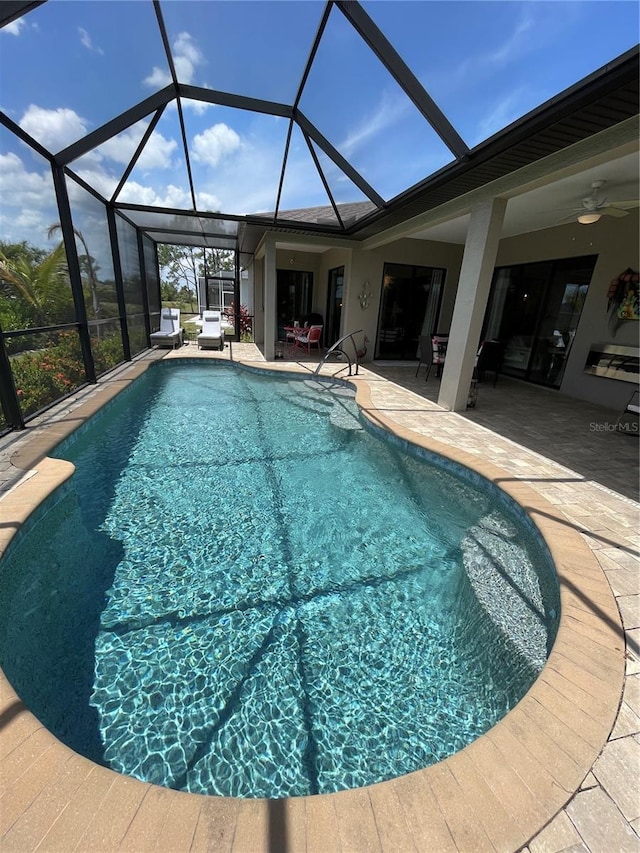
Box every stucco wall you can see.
[495,210,640,410]
[316,247,353,345]
[270,240,464,361]
[253,257,264,345]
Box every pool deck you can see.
[0,341,638,853]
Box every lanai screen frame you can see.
[0,1,637,430]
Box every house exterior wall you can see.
[495,209,640,410]
[275,249,322,275]
[342,238,465,359]
[253,256,265,346]
[262,208,637,412]
[317,247,354,343]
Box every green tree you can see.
[160,280,182,302]
[0,240,47,267]
[48,224,102,319]
[157,245,234,308]
[0,240,74,330]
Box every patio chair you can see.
[294,324,323,355]
[150,308,183,348]
[616,389,639,436]
[431,335,448,377]
[476,339,504,386]
[415,335,433,380]
[197,310,225,351]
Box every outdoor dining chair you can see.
[294,324,323,355]
[285,321,305,350]
[431,335,448,377]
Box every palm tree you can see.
[47,224,101,319]
[0,241,73,327]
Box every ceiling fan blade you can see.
[546,206,583,214]
[606,199,640,209]
[601,207,629,218]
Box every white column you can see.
[263,238,276,360]
[438,197,507,411]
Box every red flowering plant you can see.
[226,302,253,341]
[11,331,86,417]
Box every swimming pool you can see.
[0,360,559,798]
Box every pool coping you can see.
[0,355,625,853]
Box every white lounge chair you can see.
[150,308,183,348]
[198,310,225,351]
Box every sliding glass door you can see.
[483,255,596,388]
[325,266,344,348]
[276,270,313,340]
[375,263,445,359]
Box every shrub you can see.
[91,332,124,376]
[11,331,86,417]
[10,328,128,418]
[227,302,253,341]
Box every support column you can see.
[263,238,276,361]
[438,197,506,411]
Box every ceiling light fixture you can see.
[577,212,602,224]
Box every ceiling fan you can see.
[553,180,640,224]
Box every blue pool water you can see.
[0,361,559,798]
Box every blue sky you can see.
[0,0,638,250]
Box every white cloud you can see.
[0,152,58,247]
[143,31,205,89]
[144,65,171,89]
[0,151,49,196]
[173,32,204,83]
[136,133,178,171]
[117,181,191,208]
[339,90,408,159]
[195,191,223,212]
[78,27,104,55]
[69,167,119,201]
[474,89,529,144]
[69,123,177,179]
[19,105,89,153]
[182,98,214,117]
[2,18,25,36]
[192,123,241,166]
[482,11,534,68]
[421,5,539,107]
[93,123,150,166]
[195,136,284,215]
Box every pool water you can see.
[0,362,559,797]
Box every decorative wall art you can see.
[607,267,639,334]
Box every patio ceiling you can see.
[0,1,638,256]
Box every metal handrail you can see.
[313,329,365,377]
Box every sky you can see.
[0,0,638,253]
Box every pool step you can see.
[461,513,554,670]
[329,403,363,431]
[288,381,362,431]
